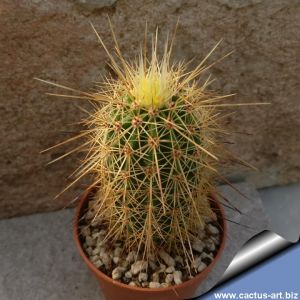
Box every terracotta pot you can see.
[73,189,227,300]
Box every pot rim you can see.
[73,188,227,294]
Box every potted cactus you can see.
[38,25,233,300]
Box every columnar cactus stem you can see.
[78,27,229,263]
[37,25,243,265]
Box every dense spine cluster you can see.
[80,29,226,263]
[38,25,239,264]
[89,91,218,261]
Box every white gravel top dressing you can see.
[80,209,221,288]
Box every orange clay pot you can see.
[73,189,227,300]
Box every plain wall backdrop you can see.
[0,0,299,218]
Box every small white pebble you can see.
[81,226,90,237]
[142,282,149,288]
[99,229,107,236]
[96,238,105,248]
[114,247,122,257]
[121,260,129,269]
[129,281,137,287]
[113,257,120,264]
[88,200,96,208]
[138,272,148,282]
[198,229,206,240]
[112,267,126,280]
[85,211,94,220]
[93,259,103,268]
[100,252,111,268]
[149,282,161,289]
[131,260,147,275]
[192,238,205,253]
[201,252,214,261]
[99,247,106,257]
[161,283,170,288]
[207,224,219,235]
[198,262,207,272]
[211,212,218,221]
[86,247,93,255]
[158,264,166,273]
[92,232,100,239]
[165,266,175,273]
[86,236,95,247]
[125,271,132,279]
[90,255,98,262]
[159,250,175,267]
[211,235,220,246]
[99,249,108,258]
[165,273,174,284]
[152,272,160,282]
[205,239,216,252]
[173,271,183,285]
[126,251,137,263]
[149,254,155,260]
[92,248,100,255]
[175,255,184,265]
[191,257,202,270]
[149,260,157,270]
[203,212,217,223]
[90,219,101,227]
